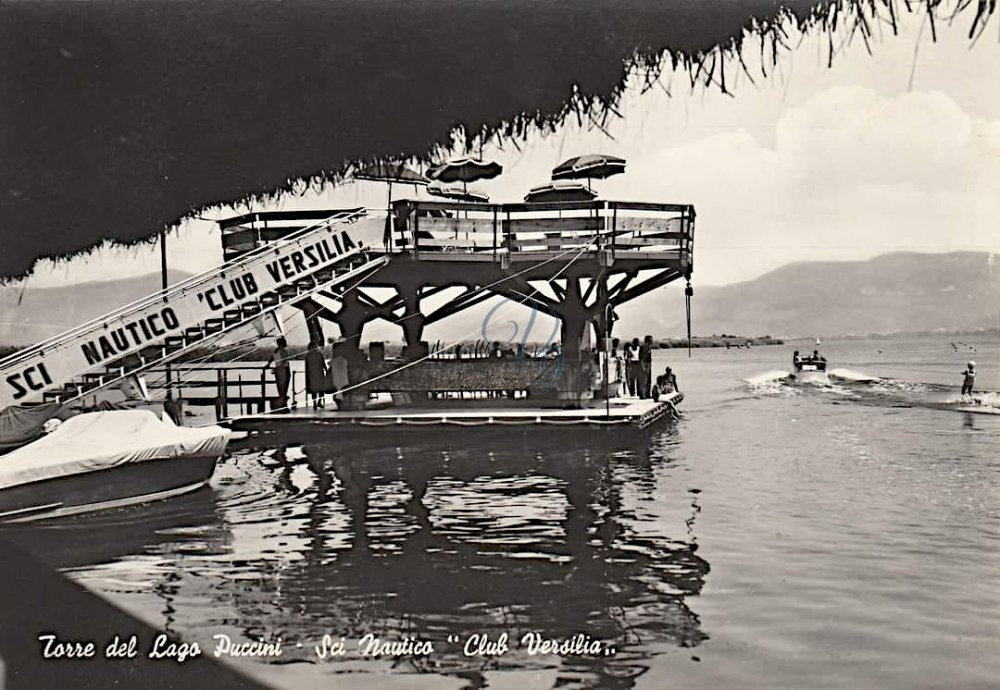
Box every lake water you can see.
[4,333,998,688]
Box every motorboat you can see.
[790,357,829,385]
[0,408,228,522]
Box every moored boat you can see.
[0,409,228,522]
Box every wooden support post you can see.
[550,277,593,405]
[611,202,617,262]
[334,293,373,410]
[413,211,419,260]
[492,207,498,261]
[259,368,267,413]
[400,283,426,360]
[214,369,225,421]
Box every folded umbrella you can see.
[427,183,489,203]
[524,180,598,203]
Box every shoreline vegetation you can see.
[7,326,1000,364]
[7,327,1000,364]
[659,335,783,349]
[0,335,785,364]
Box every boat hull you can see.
[791,370,829,385]
[0,454,219,523]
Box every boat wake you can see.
[740,368,1000,417]
[828,368,881,383]
[742,370,797,396]
[743,369,861,395]
[951,391,1000,415]
[743,370,791,386]
[794,371,1000,416]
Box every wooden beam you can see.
[505,277,561,311]
[490,288,562,320]
[423,287,497,325]
[613,269,682,305]
[607,271,637,303]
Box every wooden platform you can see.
[226,392,683,434]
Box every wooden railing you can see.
[217,200,695,266]
[219,208,364,261]
[397,199,694,261]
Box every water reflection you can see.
[6,426,709,687]
[0,488,222,571]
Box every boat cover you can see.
[0,409,229,491]
[0,403,74,454]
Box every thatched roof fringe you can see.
[0,0,993,282]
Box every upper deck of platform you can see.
[219,199,695,274]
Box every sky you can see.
[23,7,1000,292]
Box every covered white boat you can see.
[0,409,228,522]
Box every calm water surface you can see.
[3,334,998,688]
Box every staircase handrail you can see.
[0,208,366,367]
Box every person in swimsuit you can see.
[961,361,976,397]
[625,338,641,397]
[639,335,654,399]
[651,375,665,401]
[663,366,679,393]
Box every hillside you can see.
[637,251,999,338]
[0,270,195,346]
[1,253,997,348]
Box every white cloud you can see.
[777,87,979,191]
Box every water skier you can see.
[961,361,976,398]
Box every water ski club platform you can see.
[2,197,694,437]
[226,392,683,434]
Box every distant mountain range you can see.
[1,252,996,346]
[0,270,196,346]
[630,251,999,339]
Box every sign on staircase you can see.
[1,218,363,408]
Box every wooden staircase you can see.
[0,209,387,408]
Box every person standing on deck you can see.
[639,335,653,398]
[610,337,623,396]
[961,361,976,397]
[329,340,350,405]
[305,339,329,409]
[164,388,183,425]
[621,339,632,395]
[625,337,641,397]
[266,337,291,412]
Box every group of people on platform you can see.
[607,335,679,401]
[266,336,351,412]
